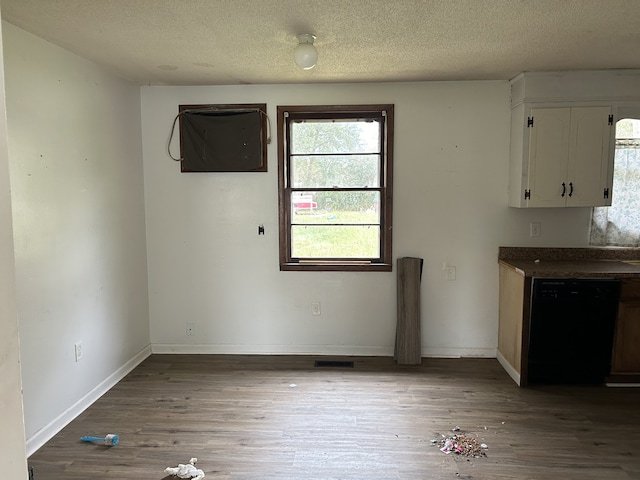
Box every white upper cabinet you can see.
[510,106,613,207]
[505,71,640,208]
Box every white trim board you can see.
[152,343,497,359]
[496,350,521,386]
[26,345,152,457]
[151,343,393,356]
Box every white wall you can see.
[0,16,29,479]
[3,23,151,454]
[142,82,593,358]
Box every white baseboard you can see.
[151,343,393,356]
[26,344,152,457]
[422,346,497,358]
[496,350,521,386]
[151,343,497,359]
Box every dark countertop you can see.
[498,247,640,278]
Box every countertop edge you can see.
[498,257,640,279]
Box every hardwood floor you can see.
[28,355,640,479]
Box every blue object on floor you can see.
[80,434,119,446]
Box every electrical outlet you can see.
[530,222,541,237]
[445,266,456,281]
[311,301,321,316]
[186,323,195,336]
[74,342,83,362]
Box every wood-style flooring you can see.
[27,355,640,479]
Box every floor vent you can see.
[314,360,354,368]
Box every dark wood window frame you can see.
[277,104,394,272]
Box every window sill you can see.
[280,262,392,272]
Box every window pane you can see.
[590,118,640,246]
[291,191,380,222]
[291,225,381,259]
[616,118,640,139]
[290,120,380,154]
[277,104,393,271]
[291,154,380,188]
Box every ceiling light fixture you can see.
[294,34,318,70]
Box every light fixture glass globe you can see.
[294,34,317,70]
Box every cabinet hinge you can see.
[524,189,531,200]
[608,114,614,125]
[604,187,610,199]
[527,117,534,127]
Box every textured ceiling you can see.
[1,0,639,86]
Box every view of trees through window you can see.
[278,105,393,271]
[290,119,382,259]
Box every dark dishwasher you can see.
[527,278,620,384]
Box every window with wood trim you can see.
[277,105,394,271]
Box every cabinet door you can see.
[567,106,613,207]
[527,108,571,207]
[611,300,640,374]
[611,279,640,375]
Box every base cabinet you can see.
[498,263,640,386]
[610,280,640,380]
[497,263,529,386]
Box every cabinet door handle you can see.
[568,182,573,197]
[561,182,566,197]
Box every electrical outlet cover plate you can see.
[445,266,456,281]
[530,222,541,237]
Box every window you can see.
[590,117,640,246]
[277,105,394,271]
